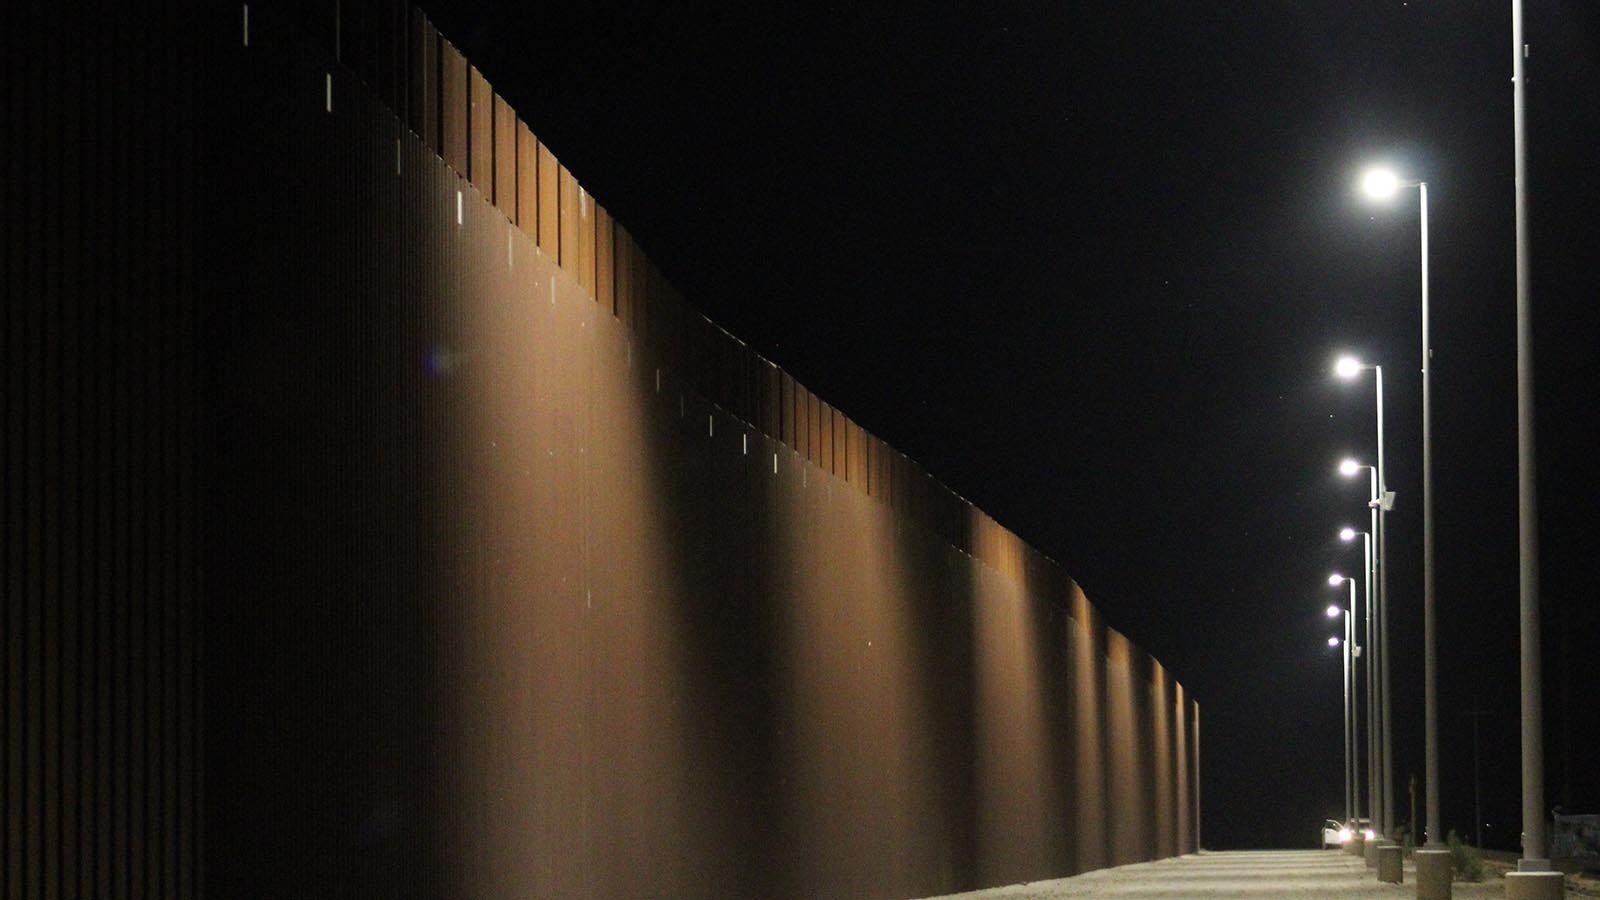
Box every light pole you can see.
[1337,357,1392,845]
[1327,608,1353,826]
[1341,523,1375,839]
[1510,4,1557,895]
[1326,604,1352,825]
[1362,167,1448,893]
[1330,576,1358,828]
[1506,5,1561,896]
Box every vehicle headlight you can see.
[1363,828,1376,841]
[1337,828,1352,842]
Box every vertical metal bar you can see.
[1377,368,1394,840]
[1363,526,1375,828]
[1420,181,1440,847]
[1195,706,1202,851]
[1343,607,1352,823]
[1512,0,1548,870]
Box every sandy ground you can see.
[917,849,1515,898]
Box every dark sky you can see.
[420,1,1599,851]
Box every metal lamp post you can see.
[1329,576,1359,828]
[1507,3,1562,897]
[1337,359,1392,843]
[1362,167,1449,893]
[1326,603,1352,825]
[1341,524,1376,839]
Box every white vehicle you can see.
[1321,818,1375,848]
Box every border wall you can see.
[4,3,1198,897]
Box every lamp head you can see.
[1329,573,1345,587]
[1339,527,1358,542]
[1335,356,1363,380]
[1326,604,1341,618]
[1328,635,1342,648]
[1361,168,1401,200]
[1339,458,1362,477]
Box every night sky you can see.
[417,2,1599,851]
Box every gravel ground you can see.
[917,849,1514,898]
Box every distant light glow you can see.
[1328,636,1342,647]
[1361,168,1401,200]
[1339,459,1362,477]
[1340,527,1358,542]
[1327,604,1341,618]
[1364,828,1377,841]
[1335,356,1363,379]
[1329,573,1345,586]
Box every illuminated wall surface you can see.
[3,3,1198,897]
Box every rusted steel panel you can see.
[870,437,885,499]
[1105,629,1146,866]
[818,402,833,474]
[764,364,782,439]
[577,187,597,295]
[637,234,660,340]
[536,141,558,254]
[863,434,876,496]
[630,238,649,337]
[734,342,751,422]
[1190,700,1203,853]
[848,419,863,485]
[407,9,436,149]
[595,203,614,314]
[557,164,578,271]
[811,392,825,467]
[779,372,795,447]
[833,409,846,479]
[887,449,902,509]
[836,410,848,479]
[468,66,491,190]
[1072,585,1109,872]
[492,94,515,217]
[1173,680,1191,856]
[612,223,635,326]
[439,38,467,172]
[797,385,813,462]
[515,119,536,237]
[1149,660,1175,860]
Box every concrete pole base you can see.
[1415,848,1452,899]
[1378,843,1403,883]
[1504,870,1564,900]
[1364,836,1379,867]
[1347,832,1366,856]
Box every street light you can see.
[1330,574,1359,831]
[1337,445,1388,845]
[1340,518,1379,847]
[1361,168,1401,200]
[1331,352,1395,845]
[1361,166,1449,894]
